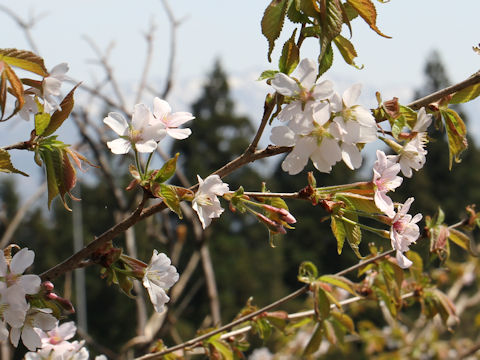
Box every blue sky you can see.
[1,1,480,199]
[1,0,479,90]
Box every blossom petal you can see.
[18,274,41,294]
[396,251,413,269]
[342,83,362,108]
[132,103,152,130]
[166,128,192,140]
[10,248,34,275]
[104,113,128,136]
[107,138,131,154]
[311,80,334,100]
[135,140,158,153]
[341,143,362,170]
[22,327,42,351]
[153,97,172,120]
[271,73,298,96]
[166,112,195,128]
[294,58,317,89]
[0,253,7,277]
[270,126,296,147]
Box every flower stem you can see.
[144,152,154,175]
[338,215,390,238]
[134,149,144,179]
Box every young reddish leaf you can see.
[450,82,480,104]
[261,0,289,62]
[2,62,24,120]
[299,0,321,17]
[346,0,391,38]
[21,78,43,90]
[0,149,28,176]
[333,34,363,69]
[0,48,48,76]
[441,108,468,169]
[0,70,7,119]
[43,84,80,136]
[287,0,310,23]
[279,29,300,75]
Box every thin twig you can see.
[0,182,47,248]
[135,20,156,104]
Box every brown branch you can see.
[40,193,148,281]
[407,70,480,110]
[246,94,277,153]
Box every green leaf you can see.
[261,0,289,62]
[279,29,300,75]
[43,84,80,136]
[333,34,363,69]
[0,48,48,76]
[303,323,323,356]
[346,0,390,38]
[35,112,51,136]
[301,25,321,38]
[318,0,344,64]
[318,43,334,76]
[155,184,183,219]
[448,228,478,256]
[298,261,318,283]
[330,311,355,333]
[287,0,310,23]
[0,149,28,176]
[338,193,377,214]
[323,319,338,345]
[331,215,346,254]
[391,115,406,139]
[319,275,357,296]
[258,70,279,81]
[441,108,468,169]
[209,338,234,360]
[153,153,179,183]
[450,83,480,104]
[314,285,331,321]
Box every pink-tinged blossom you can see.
[372,150,403,218]
[390,197,422,268]
[192,175,230,229]
[152,97,195,140]
[329,84,378,169]
[104,104,164,154]
[142,250,179,313]
[271,58,333,135]
[42,63,69,113]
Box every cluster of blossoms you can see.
[19,63,70,120]
[24,321,106,360]
[270,58,378,174]
[0,248,58,351]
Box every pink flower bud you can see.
[261,204,296,224]
[42,281,55,291]
[256,213,287,234]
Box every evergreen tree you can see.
[395,51,480,224]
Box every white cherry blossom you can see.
[10,307,57,351]
[372,150,403,218]
[104,104,164,154]
[0,247,41,297]
[390,197,422,268]
[271,103,342,175]
[152,97,195,140]
[192,174,230,229]
[412,107,432,133]
[42,63,69,113]
[392,134,428,178]
[271,58,333,135]
[142,250,179,313]
[329,84,378,169]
